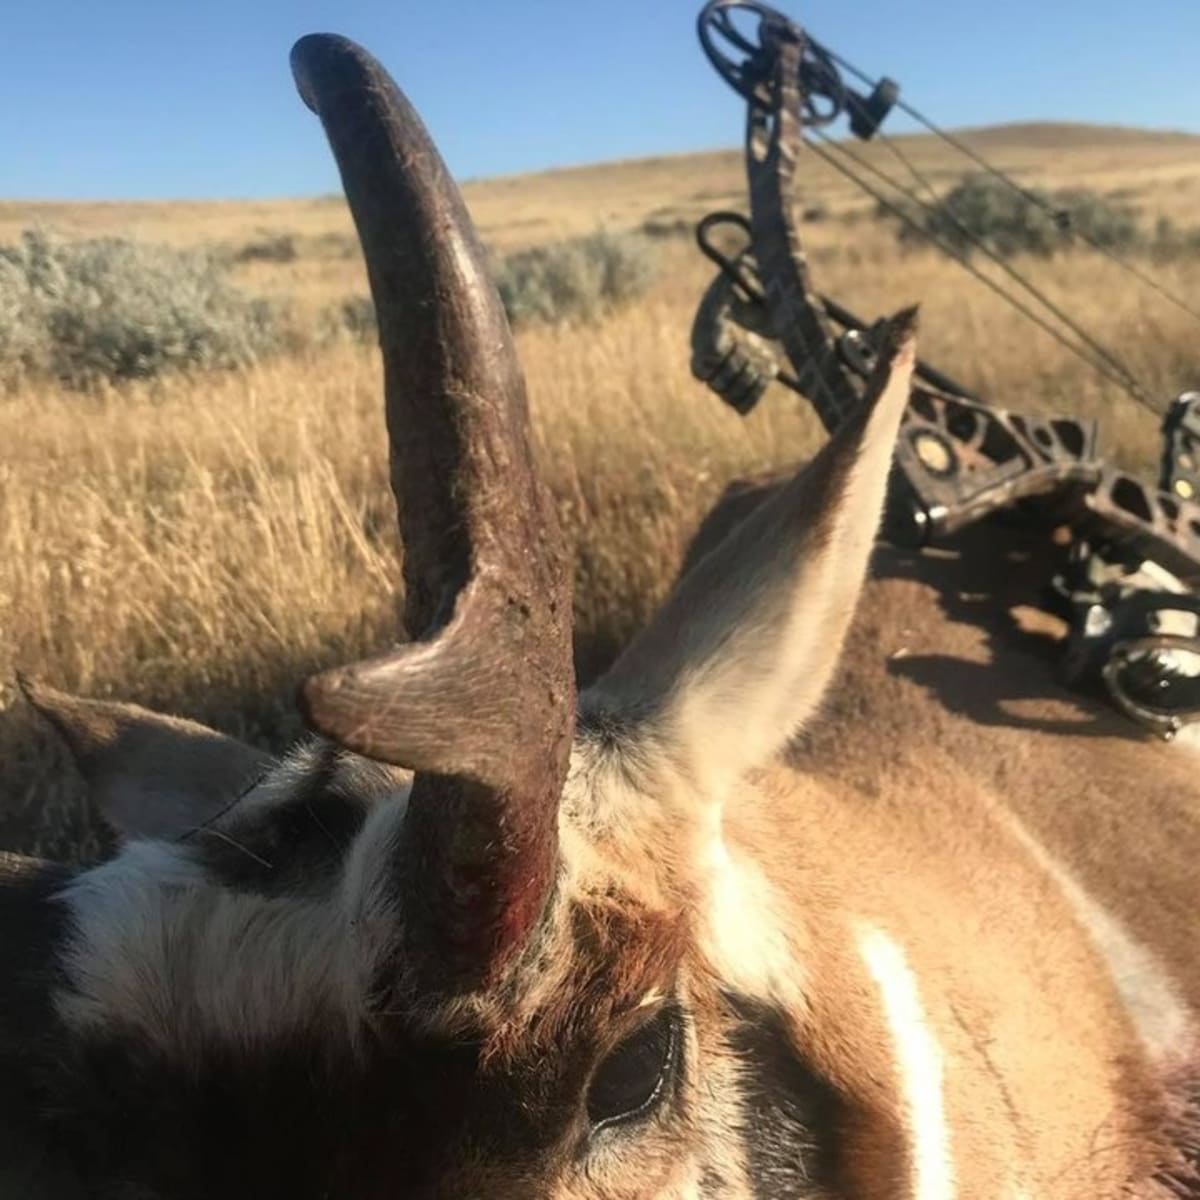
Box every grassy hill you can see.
[4,120,1199,251]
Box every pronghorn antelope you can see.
[3,33,1199,1200]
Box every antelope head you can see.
[14,33,1191,1200]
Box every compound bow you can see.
[689,0,1200,738]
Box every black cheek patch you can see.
[36,1022,595,1200]
[183,747,372,897]
[725,994,843,1198]
[1158,1066,1200,1197]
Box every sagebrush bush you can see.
[333,231,660,338]
[337,294,379,343]
[0,255,46,384]
[1053,187,1142,252]
[1151,216,1200,261]
[884,174,1142,259]
[641,214,694,240]
[494,231,657,326]
[232,233,298,264]
[0,229,290,389]
[308,231,360,260]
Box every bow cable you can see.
[806,127,1163,414]
[826,45,1200,329]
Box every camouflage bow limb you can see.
[690,3,860,432]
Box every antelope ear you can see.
[19,677,270,839]
[585,309,917,800]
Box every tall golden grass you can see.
[4,128,1200,859]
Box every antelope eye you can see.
[586,1006,682,1131]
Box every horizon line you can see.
[3,117,1198,207]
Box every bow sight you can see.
[690,0,1200,738]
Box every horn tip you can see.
[297,665,346,733]
[289,32,351,65]
[298,665,386,759]
[289,33,365,114]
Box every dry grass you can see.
[4,123,1200,859]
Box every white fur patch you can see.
[857,923,957,1200]
[671,1161,707,1200]
[1002,813,1195,1066]
[57,842,351,1051]
[700,827,806,1011]
[55,790,413,1054]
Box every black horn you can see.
[290,35,576,987]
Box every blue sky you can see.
[4,0,1197,200]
